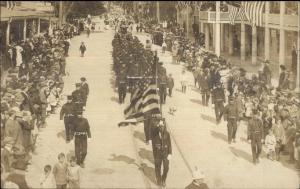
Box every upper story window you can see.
[285,1,298,15]
[270,2,280,14]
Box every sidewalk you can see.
[134,29,299,189]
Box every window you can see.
[285,1,298,15]
[270,2,280,14]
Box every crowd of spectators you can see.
[1,23,78,178]
[137,12,300,169]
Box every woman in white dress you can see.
[15,44,23,67]
[180,70,188,93]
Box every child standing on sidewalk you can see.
[67,156,81,188]
[53,153,68,189]
[265,130,277,161]
[40,165,55,188]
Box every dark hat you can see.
[67,95,72,100]
[252,109,259,115]
[158,62,163,65]
[80,77,86,81]
[280,65,286,70]
[229,96,234,101]
[75,83,81,87]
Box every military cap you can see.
[80,77,86,81]
[75,83,81,87]
[280,65,286,70]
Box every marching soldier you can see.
[72,83,85,111]
[247,109,264,164]
[221,96,239,144]
[199,68,211,106]
[117,64,127,104]
[60,95,75,142]
[80,77,89,107]
[158,62,167,104]
[72,109,91,168]
[211,82,226,124]
[151,118,172,187]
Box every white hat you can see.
[192,169,205,180]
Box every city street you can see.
[26,23,299,189]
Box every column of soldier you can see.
[59,77,91,169]
[0,25,78,179]
[112,23,175,187]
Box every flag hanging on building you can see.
[241,1,265,27]
[227,3,240,25]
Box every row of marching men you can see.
[59,77,91,168]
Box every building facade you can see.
[177,1,299,90]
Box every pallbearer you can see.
[72,83,85,111]
[72,108,91,168]
[80,77,89,107]
[60,95,75,142]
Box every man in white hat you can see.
[151,118,172,187]
[185,168,209,189]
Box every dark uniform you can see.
[222,97,239,144]
[72,110,91,167]
[199,69,211,106]
[72,83,85,111]
[158,63,167,104]
[211,83,226,124]
[80,77,89,107]
[60,96,75,142]
[151,119,172,186]
[247,110,264,164]
[117,66,127,104]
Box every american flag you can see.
[226,2,241,25]
[241,1,265,27]
[118,52,160,127]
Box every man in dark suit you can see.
[151,118,172,187]
[80,77,89,107]
[71,109,91,168]
[60,95,75,142]
[72,83,85,111]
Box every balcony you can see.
[197,10,298,31]
[0,1,55,21]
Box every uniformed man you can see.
[212,82,226,124]
[71,109,91,168]
[158,62,167,104]
[247,109,264,164]
[80,77,89,107]
[199,68,211,106]
[117,64,127,104]
[60,95,75,142]
[221,96,239,144]
[72,83,85,111]
[151,119,172,187]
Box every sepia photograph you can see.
[0,1,300,189]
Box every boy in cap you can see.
[79,42,86,57]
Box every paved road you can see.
[26,24,299,189]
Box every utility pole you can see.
[156,1,160,23]
[215,1,221,57]
[295,1,300,93]
[59,1,63,28]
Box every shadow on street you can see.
[210,130,228,143]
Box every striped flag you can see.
[241,1,265,27]
[118,51,160,127]
[227,3,240,25]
